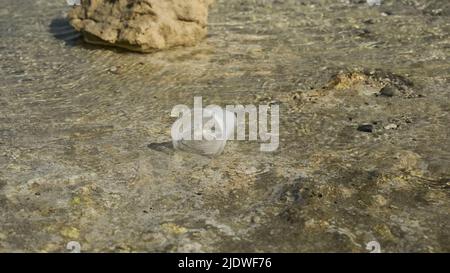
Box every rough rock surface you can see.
[68,0,213,52]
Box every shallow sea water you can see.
[0,0,449,252]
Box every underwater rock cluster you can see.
[68,0,213,52]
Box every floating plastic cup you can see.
[172,109,236,156]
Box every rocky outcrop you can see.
[68,0,214,52]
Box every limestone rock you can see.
[68,0,214,52]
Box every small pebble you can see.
[367,0,382,7]
[251,215,261,224]
[66,0,81,6]
[357,124,374,133]
[109,66,117,72]
[384,123,398,130]
[379,85,398,97]
[108,66,122,75]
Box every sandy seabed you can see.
[0,0,449,252]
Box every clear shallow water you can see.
[0,0,449,252]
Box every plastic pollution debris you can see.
[366,241,381,253]
[366,0,382,6]
[66,241,81,253]
[67,0,81,6]
[171,108,236,156]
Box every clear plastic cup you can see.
[172,108,236,156]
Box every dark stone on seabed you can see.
[379,85,398,97]
[357,124,374,133]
